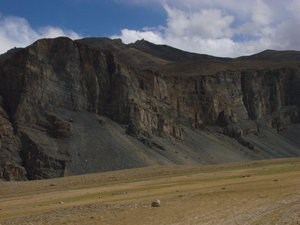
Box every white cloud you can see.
[0,15,81,54]
[164,5,234,39]
[113,0,300,57]
[251,0,272,26]
[38,26,80,40]
[112,28,164,44]
[287,0,300,19]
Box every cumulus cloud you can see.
[115,28,164,44]
[0,15,81,54]
[251,0,273,26]
[164,6,234,39]
[113,0,300,57]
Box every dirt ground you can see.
[1,158,300,225]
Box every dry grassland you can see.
[1,158,300,225]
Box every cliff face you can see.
[0,37,299,180]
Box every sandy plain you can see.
[1,158,300,225]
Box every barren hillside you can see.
[0,37,299,180]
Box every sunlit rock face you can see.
[0,37,299,180]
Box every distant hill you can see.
[129,39,231,62]
[239,49,300,61]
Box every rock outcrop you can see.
[0,37,299,180]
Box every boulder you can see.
[151,199,161,207]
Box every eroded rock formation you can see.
[0,37,299,180]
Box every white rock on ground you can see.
[151,200,160,207]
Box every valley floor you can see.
[1,158,300,225]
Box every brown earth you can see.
[1,158,300,224]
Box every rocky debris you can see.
[0,37,299,180]
[0,96,26,181]
[112,191,129,196]
[0,162,26,181]
[45,114,72,138]
[151,199,161,207]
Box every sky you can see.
[0,0,300,57]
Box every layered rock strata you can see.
[0,37,299,180]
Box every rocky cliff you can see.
[0,37,299,180]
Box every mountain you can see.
[0,37,299,180]
[239,49,300,61]
[129,39,231,62]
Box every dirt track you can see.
[1,158,300,225]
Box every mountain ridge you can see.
[0,37,299,181]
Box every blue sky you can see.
[0,0,166,37]
[0,0,300,57]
